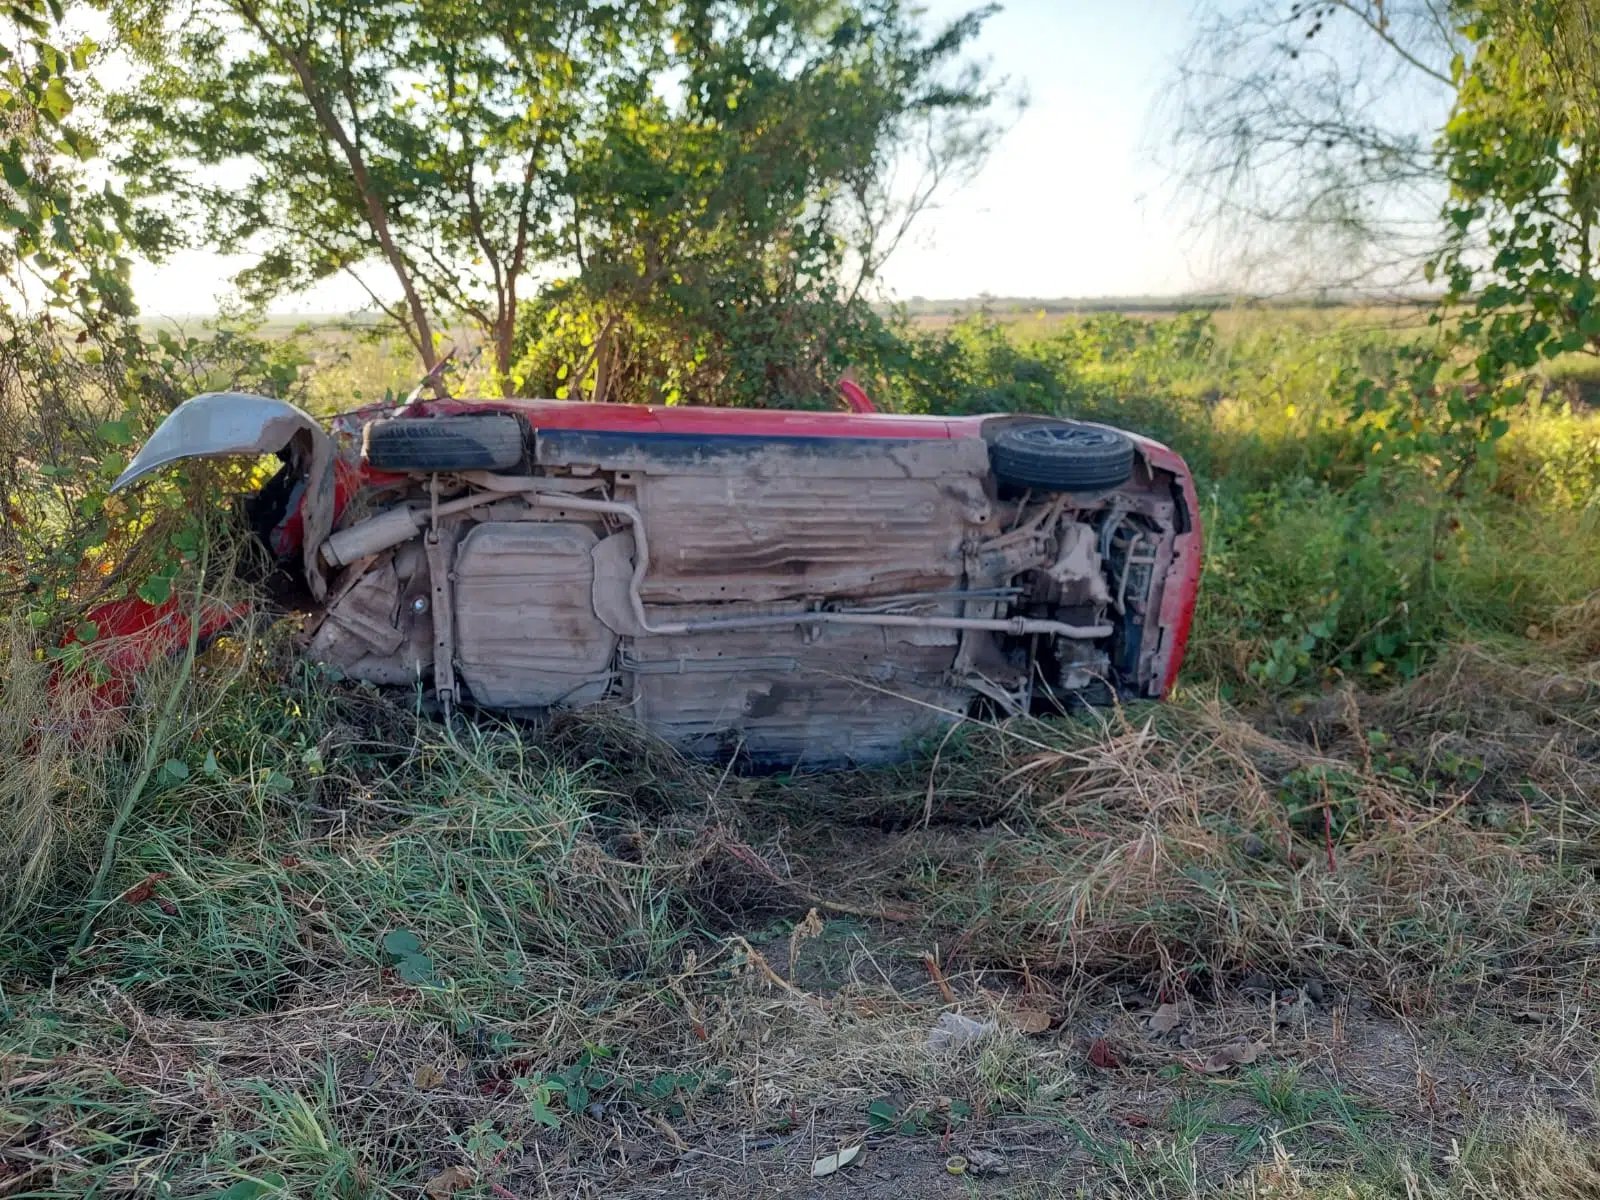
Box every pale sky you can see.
[131,0,1205,317]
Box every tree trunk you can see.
[242,11,442,391]
[494,295,517,397]
[591,326,613,405]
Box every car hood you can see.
[113,392,338,600]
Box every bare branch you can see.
[1163,0,1462,291]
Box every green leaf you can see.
[206,1175,287,1200]
[202,749,218,776]
[136,573,174,606]
[96,420,131,446]
[398,953,435,984]
[41,75,73,120]
[866,1098,898,1128]
[159,759,190,783]
[0,154,27,191]
[382,929,422,957]
[646,1073,676,1099]
[263,770,293,795]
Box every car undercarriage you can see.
[113,395,1201,767]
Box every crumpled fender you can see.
[113,392,337,601]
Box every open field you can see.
[4,307,1600,1198]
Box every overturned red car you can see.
[111,388,1201,766]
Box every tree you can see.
[108,0,641,389]
[107,0,1000,397]
[3,0,314,612]
[1165,1,1462,291]
[2,0,137,324]
[1436,0,1600,371]
[1334,1,1600,598]
[516,0,1002,407]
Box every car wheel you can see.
[989,420,1136,492]
[363,413,527,472]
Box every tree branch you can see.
[233,0,441,382]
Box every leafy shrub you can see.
[0,314,304,638]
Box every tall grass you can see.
[0,624,115,921]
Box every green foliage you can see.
[0,0,141,324]
[865,1094,973,1137]
[0,316,306,639]
[1320,0,1600,596]
[380,929,436,985]
[1439,1,1600,389]
[512,276,898,408]
[111,0,1000,396]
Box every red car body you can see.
[100,387,1202,765]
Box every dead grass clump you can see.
[1450,1110,1600,1198]
[0,621,117,923]
[1235,1110,1600,1199]
[747,658,1600,1034]
[1550,589,1600,660]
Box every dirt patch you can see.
[6,966,1594,1198]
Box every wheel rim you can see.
[1010,423,1118,451]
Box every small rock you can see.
[1239,971,1274,997]
[1147,1002,1184,1035]
[966,1149,1010,1176]
[1275,990,1310,1026]
[1242,833,1268,858]
[928,1012,997,1053]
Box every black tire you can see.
[363,413,527,472]
[989,420,1135,492]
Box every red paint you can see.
[271,456,365,558]
[837,379,877,413]
[1153,458,1203,697]
[73,592,249,715]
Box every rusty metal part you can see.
[320,492,501,567]
[1049,521,1111,606]
[1114,532,1158,616]
[458,477,1111,641]
[423,525,457,707]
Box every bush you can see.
[0,315,304,639]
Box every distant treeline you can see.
[884,295,1439,317]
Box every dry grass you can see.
[0,623,116,920]
[3,640,1598,1196]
